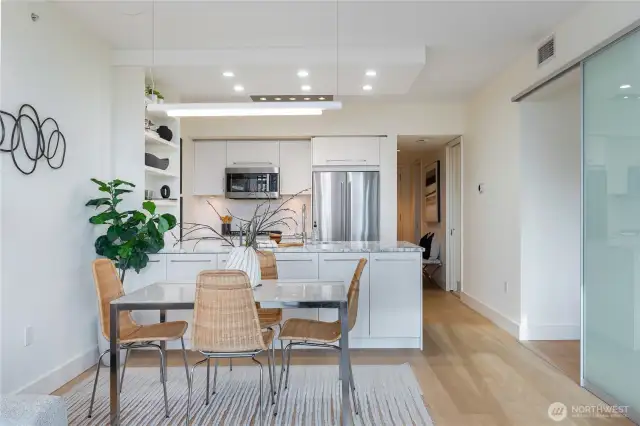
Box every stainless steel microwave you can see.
[225,167,280,199]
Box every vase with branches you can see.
[173,190,306,287]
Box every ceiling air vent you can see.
[537,36,555,67]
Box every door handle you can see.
[148,260,160,263]
[374,258,413,262]
[340,181,345,240]
[232,161,273,165]
[170,259,212,263]
[277,259,314,262]
[323,258,362,262]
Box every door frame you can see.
[445,137,463,293]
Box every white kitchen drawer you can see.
[166,253,217,281]
[369,252,421,338]
[217,253,229,269]
[312,136,380,166]
[131,254,167,325]
[275,252,319,322]
[227,141,279,167]
[318,253,370,338]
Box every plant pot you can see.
[225,246,261,288]
[148,94,158,104]
[158,98,164,104]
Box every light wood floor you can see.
[54,283,634,425]
[522,340,581,385]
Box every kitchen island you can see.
[134,241,424,349]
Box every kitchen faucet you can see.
[301,203,307,244]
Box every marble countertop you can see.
[163,240,424,254]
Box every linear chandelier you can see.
[146,101,342,117]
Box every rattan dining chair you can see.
[90,259,190,419]
[185,270,275,426]
[256,250,284,379]
[273,258,367,417]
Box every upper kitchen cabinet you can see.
[280,140,312,194]
[193,140,226,195]
[312,136,380,166]
[227,141,280,167]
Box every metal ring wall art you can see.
[0,104,67,175]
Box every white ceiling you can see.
[55,1,585,102]
[397,135,457,163]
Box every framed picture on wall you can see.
[424,160,440,223]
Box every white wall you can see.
[182,102,466,243]
[0,3,111,393]
[520,73,581,340]
[463,2,640,338]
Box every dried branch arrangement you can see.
[173,189,308,250]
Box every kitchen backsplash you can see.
[185,195,312,238]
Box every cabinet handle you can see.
[326,159,366,163]
[170,259,212,263]
[323,258,363,262]
[374,258,413,262]
[277,259,314,262]
[148,260,160,263]
[232,161,273,165]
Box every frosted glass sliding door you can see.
[583,28,640,422]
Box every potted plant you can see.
[145,86,164,104]
[86,178,177,361]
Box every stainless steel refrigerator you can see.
[312,171,380,241]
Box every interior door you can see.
[396,167,412,242]
[449,142,462,292]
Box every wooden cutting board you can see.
[277,242,305,247]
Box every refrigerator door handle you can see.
[340,181,345,240]
[346,180,351,240]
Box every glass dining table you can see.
[108,279,353,425]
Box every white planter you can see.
[225,246,262,287]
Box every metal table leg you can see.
[160,310,167,379]
[338,300,352,425]
[110,304,121,425]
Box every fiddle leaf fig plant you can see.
[86,178,177,281]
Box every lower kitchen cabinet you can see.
[318,253,370,338]
[369,252,422,338]
[275,253,319,322]
[131,254,167,325]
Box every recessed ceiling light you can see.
[233,84,244,92]
[297,70,309,78]
[223,71,235,78]
[620,84,632,89]
[289,97,296,101]
[366,70,377,77]
[304,97,310,101]
[624,96,629,99]
[318,97,325,100]
[363,85,373,91]
[275,97,282,101]
[301,85,311,92]
[259,97,267,101]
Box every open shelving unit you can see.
[146,199,178,207]
[145,165,179,178]
[145,131,179,150]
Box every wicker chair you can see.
[185,270,275,426]
[257,250,284,379]
[90,259,190,419]
[273,258,367,417]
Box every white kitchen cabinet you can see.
[312,137,380,166]
[193,140,226,195]
[131,254,167,325]
[227,141,280,167]
[217,253,229,269]
[279,140,311,195]
[369,252,421,338]
[318,253,370,338]
[275,252,319,321]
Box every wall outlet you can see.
[24,326,33,347]
[503,281,509,293]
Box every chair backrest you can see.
[257,250,278,280]
[191,270,267,353]
[347,258,368,331]
[92,259,139,341]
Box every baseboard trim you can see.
[461,292,520,338]
[520,324,580,341]
[16,346,98,395]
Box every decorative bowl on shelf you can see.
[157,125,173,141]
[145,153,169,170]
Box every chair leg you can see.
[88,349,109,418]
[181,337,190,387]
[213,359,218,395]
[185,358,207,426]
[266,347,275,404]
[284,342,294,390]
[153,346,170,418]
[119,348,130,394]
[206,358,211,406]
[273,342,293,416]
[251,357,264,426]
[229,358,232,371]
[348,359,361,415]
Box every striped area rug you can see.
[63,363,433,425]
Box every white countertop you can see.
[162,240,424,254]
